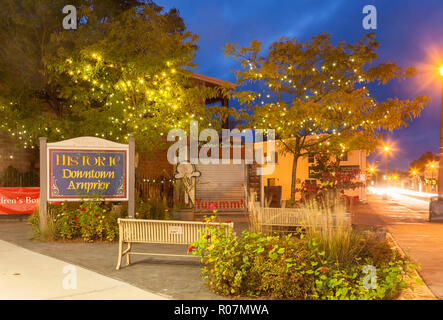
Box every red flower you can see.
[321,267,328,274]
[73,216,78,221]
[188,245,196,253]
[209,203,216,211]
[84,227,88,230]
[268,245,274,251]
[82,208,86,212]
[94,214,99,218]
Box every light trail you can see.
[368,186,437,199]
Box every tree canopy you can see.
[0,0,225,159]
[409,151,438,173]
[224,33,430,198]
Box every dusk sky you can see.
[156,0,443,171]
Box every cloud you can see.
[155,0,442,170]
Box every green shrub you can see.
[28,199,171,242]
[191,217,417,300]
[28,208,58,240]
[28,200,124,242]
[28,209,41,238]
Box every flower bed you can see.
[190,214,417,300]
[28,199,170,242]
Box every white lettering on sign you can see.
[168,226,183,235]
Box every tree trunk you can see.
[290,154,300,200]
[333,156,341,172]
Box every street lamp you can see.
[430,66,443,221]
[439,66,443,196]
[431,163,435,191]
[428,161,438,192]
[383,145,390,200]
[367,165,376,185]
[410,169,418,191]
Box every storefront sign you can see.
[49,150,127,200]
[0,187,39,215]
[308,166,319,179]
[339,165,360,173]
[194,163,247,212]
[195,199,245,211]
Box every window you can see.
[308,154,315,163]
[264,152,278,163]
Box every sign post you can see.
[128,133,135,218]
[39,137,48,232]
[39,136,135,225]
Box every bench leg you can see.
[116,238,123,270]
[126,242,132,266]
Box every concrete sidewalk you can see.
[0,239,167,300]
[354,194,443,299]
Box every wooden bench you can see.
[116,218,234,270]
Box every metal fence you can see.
[135,172,174,207]
[0,168,39,187]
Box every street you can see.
[355,188,443,299]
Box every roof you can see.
[191,72,237,89]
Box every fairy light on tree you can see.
[224,33,430,199]
[0,1,226,161]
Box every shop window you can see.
[308,154,315,163]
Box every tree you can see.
[409,151,438,173]
[0,0,225,161]
[224,33,430,199]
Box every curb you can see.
[386,232,437,300]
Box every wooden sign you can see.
[40,135,135,220]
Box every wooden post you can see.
[128,133,135,218]
[39,137,48,232]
